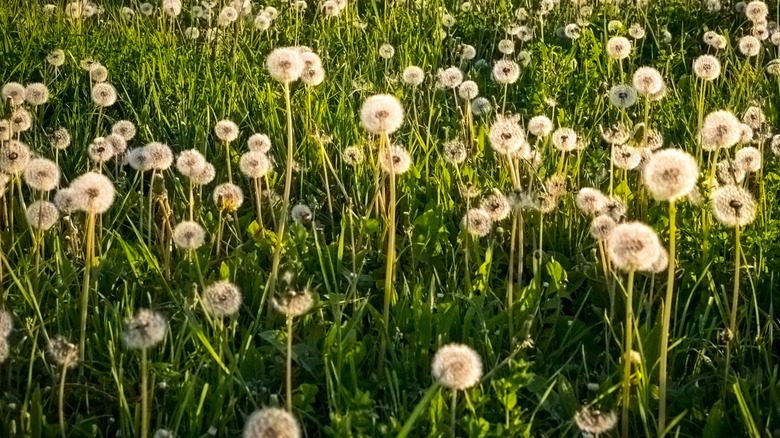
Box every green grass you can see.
[1,0,779,436]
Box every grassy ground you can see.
[1,0,779,436]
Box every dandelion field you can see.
[1,0,780,436]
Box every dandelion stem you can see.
[450,389,458,438]
[141,347,149,438]
[286,315,294,412]
[58,365,68,438]
[658,201,676,438]
[622,269,636,438]
[78,212,96,363]
[380,132,396,370]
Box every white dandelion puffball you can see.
[643,149,699,202]
[606,36,631,60]
[492,60,520,84]
[266,47,304,83]
[240,151,272,178]
[203,281,242,318]
[70,172,116,214]
[380,145,411,175]
[402,66,425,86]
[24,83,49,106]
[378,43,395,59]
[91,82,117,107]
[458,81,479,100]
[242,408,300,438]
[24,158,60,192]
[632,67,664,96]
[431,343,483,390]
[360,94,404,134]
[489,115,524,155]
[528,116,553,137]
[693,55,721,81]
[700,110,742,150]
[608,84,638,109]
[26,201,59,230]
[248,133,272,153]
[173,221,206,250]
[215,119,239,143]
[607,222,663,272]
[738,35,761,56]
[462,208,493,237]
[711,185,756,227]
[122,309,168,350]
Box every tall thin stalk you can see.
[658,201,676,437]
[78,212,96,362]
[622,269,636,438]
[379,132,396,370]
[286,315,294,412]
[141,347,149,438]
[58,364,69,438]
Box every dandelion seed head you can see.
[437,67,464,89]
[574,408,617,435]
[112,120,136,140]
[89,64,108,83]
[26,201,58,230]
[431,343,483,390]
[645,247,669,274]
[24,83,49,106]
[122,309,167,350]
[608,84,638,109]
[146,142,173,170]
[47,49,66,67]
[461,44,476,60]
[457,81,479,100]
[739,35,761,56]
[240,151,271,178]
[492,60,520,84]
[693,55,721,80]
[746,1,768,21]
[162,0,182,16]
[254,14,272,30]
[213,183,244,213]
[203,281,242,318]
[711,185,756,227]
[299,52,322,71]
[564,23,581,39]
[291,203,313,224]
[528,115,553,137]
[629,23,645,39]
[91,83,117,107]
[462,208,493,237]
[215,120,239,143]
[49,128,70,150]
[607,222,662,272]
[632,67,664,96]
[601,124,629,145]
[0,310,11,338]
[380,145,411,174]
[488,115,524,155]
[442,140,467,165]
[248,133,272,153]
[612,145,642,170]
[70,172,115,214]
[480,191,510,221]
[301,66,325,86]
[360,94,404,134]
[716,159,746,185]
[742,105,765,130]
[736,146,762,172]
[47,335,78,368]
[53,188,78,213]
[267,47,304,83]
[471,97,492,116]
[127,148,152,172]
[11,108,32,132]
[0,120,9,142]
[88,137,114,163]
[173,221,206,250]
[643,149,699,202]
[552,128,578,152]
[701,110,742,150]
[740,123,754,143]
[576,188,607,216]
[2,82,25,106]
[589,215,616,240]
[192,163,216,185]
[606,36,631,60]
[106,133,127,155]
[0,140,31,175]
[378,43,395,59]
[498,39,515,54]
[242,407,301,438]
[24,158,60,192]
[218,6,239,25]
[273,288,313,317]
[402,66,425,86]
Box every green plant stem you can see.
[79,212,96,363]
[658,201,676,438]
[450,389,458,438]
[141,347,149,438]
[379,132,396,371]
[59,365,68,438]
[622,269,635,438]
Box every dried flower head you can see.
[266,47,303,83]
[612,145,642,170]
[146,142,173,170]
[378,43,395,59]
[0,140,31,174]
[576,188,607,216]
[24,83,50,106]
[24,158,60,192]
[1,82,25,106]
[436,67,463,89]
[738,35,761,56]
[106,134,127,155]
[693,55,721,81]
[489,115,524,155]
[458,81,479,100]
[192,163,216,186]
[47,49,66,67]
[552,128,578,152]
[528,116,553,137]
[342,146,364,166]
[632,67,664,96]
[498,39,515,54]
[601,124,629,145]
[462,208,493,237]
[91,83,117,107]
[127,148,152,172]
[746,1,768,21]
[173,221,206,250]
[51,128,71,150]
[0,120,10,142]
[735,146,762,172]
[442,140,467,164]
[203,281,242,317]
[112,120,136,140]
[590,215,616,240]
[240,151,271,178]
[0,310,12,337]
[291,204,313,224]
[360,95,404,134]
[26,201,59,230]
[215,120,239,143]
[70,172,115,214]
[607,222,662,272]
[301,66,325,86]
[122,309,168,350]
[574,407,617,435]
[431,343,483,390]
[461,44,476,60]
[480,191,510,221]
[711,185,756,227]
[402,66,425,86]
[47,336,79,368]
[716,160,746,185]
[218,6,239,25]
[273,288,314,317]
[492,60,520,84]
[89,64,108,83]
[742,105,765,130]
[471,97,492,116]
[643,149,699,202]
[88,137,115,163]
[701,110,742,150]
[380,145,412,174]
[248,133,272,153]
[213,183,244,213]
[11,108,32,132]
[608,84,638,109]
[242,407,301,438]
[606,36,631,60]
